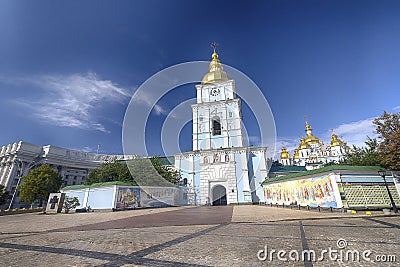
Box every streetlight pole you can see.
[378,170,398,214]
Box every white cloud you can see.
[277,138,298,152]
[69,146,94,153]
[12,72,132,132]
[393,106,400,112]
[330,118,378,148]
[131,88,171,117]
[81,146,94,152]
[153,104,168,116]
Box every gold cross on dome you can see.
[211,42,218,53]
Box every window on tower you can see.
[212,116,221,135]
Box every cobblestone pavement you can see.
[0,206,399,266]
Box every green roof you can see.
[269,165,307,173]
[62,181,136,190]
[263,165,382,184]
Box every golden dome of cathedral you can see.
[293,148,299,159]
[305,135,322,145]
[299,137,310,149]
[304,121,322,145]
[280,147,291,159]
[202,45,230,84]
[305,121,312,132]
[285,119,350,164]
[330,134,343,147]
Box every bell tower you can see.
[192,43,244,150]
[175,43,268,205]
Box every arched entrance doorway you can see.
[212,185,227,206]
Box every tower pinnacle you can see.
[201,43,229,84]
[211,42,218,53]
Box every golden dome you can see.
[304,121,322,145]
[299,137,310,149]
[280,147,291,159]
[305,121,312,132]
[330,134,342,147]
[305,135,321,145]
[293,149,299,159]
[201,46,230,84]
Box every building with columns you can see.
[0,141,136,208]
[174,47,269,205]
[279,121,349,170]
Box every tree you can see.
[0,185,9,206]
[340,137,382,166]
[126,157,168,186]
[271,160,283,167]
[149,156,180,185]
[63,196,80,213]
[87,157,180,186]
[19,164,63,206]
[373,111,400,170]
[127,156,180,186]
[86,161,134,185]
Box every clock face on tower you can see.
[210,87,220,96]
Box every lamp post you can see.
[378,170,398,214]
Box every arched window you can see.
[183,178,188,186]
[212,116,221,135]
[204,156,208,164]
[225,154,230,162]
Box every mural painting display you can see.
[115,187,140,210]
[264,175,339,208]
[140,187,178,208]
[115,187,179,209]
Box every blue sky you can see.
[0,1,399,157]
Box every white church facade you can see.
[174,47,268,205]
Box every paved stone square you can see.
[0,206,399,266]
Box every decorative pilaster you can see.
[0,159,10,184]
[240,152,251,202]
[4,162,17,191]
[0,163,6,185]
